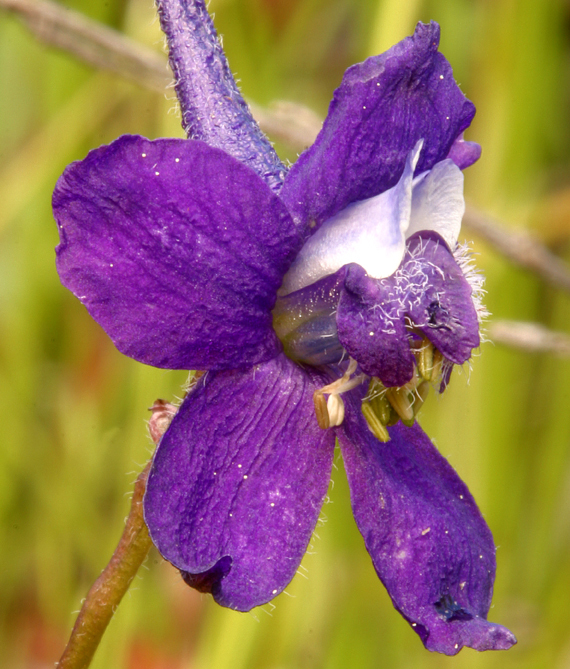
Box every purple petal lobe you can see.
[338,403,517,655]
[281,22,476,232]
[144,354,335,611]
[446,133,481,169]
[337,264,415,387]
[54,135,300,371]
[337,234,480,384]
[156,0,285,190]
[404,233,480,364]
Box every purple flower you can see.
[52,0,516,655]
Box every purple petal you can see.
[156,0,285,190]
[338,400,517,655]
[446,133,481,169]
[144,354,336,611]
[54,135,300,371]
[337,264,415,387]
[280,21,476,232]
[404,233,480,365]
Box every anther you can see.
[386,387,414,423]
[313,393,330,429]
[431,349,444,382]
[361,402,390,442]
[313,358,365,429]
[416,337,434,381]
[327,394,345,427]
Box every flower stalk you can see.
[56,463,153,669]
[56,400,176,669]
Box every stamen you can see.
[313,393,331,429]
[327,394,345,427]
[386,387,414,423]
[431,349,444,382]
[313,359,365,429]
[361,403,390,442]
[416,337,434,381]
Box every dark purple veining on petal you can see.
[281,21,476,234]
[144,354,335,611]
[337,401,517,655]
[156,0,285,190]
[54,135,301,371]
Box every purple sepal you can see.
[143,354,335,611]
[338,403,517,655]
[155,0,285,190]
[405,233,480,365]
[54,135,300,371]
[337,264,415,387]
[446,133,481,169]
[280,22,476,232]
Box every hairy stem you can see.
[56,400,177,669]
[56,462,153,669]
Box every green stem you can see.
[56,462,153,669]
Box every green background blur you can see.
[1,0,570,667]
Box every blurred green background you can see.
[1,0,570,667]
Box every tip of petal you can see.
[420,616,517,655]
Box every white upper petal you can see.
[279,141,422,295]
[407,159,464,249]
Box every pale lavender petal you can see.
[144,354,335,611]
[54,135,299,370]
[281,22,476,233]
[338,400,517,655]
[280,143,421,295]
[407,160,465,250]
[156,0,285,190]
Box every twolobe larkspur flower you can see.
[52,0,516,655]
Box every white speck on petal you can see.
[155,171,160,176]
[141,153,147,157]
[272,589,278,594]
[243,475,248,479]
[270,502,275,507]
[440,75,444,79]
[175,158,180,162]
[369,331,374,336]
[421,527,431,535]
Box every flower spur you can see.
[52,0,516,655]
